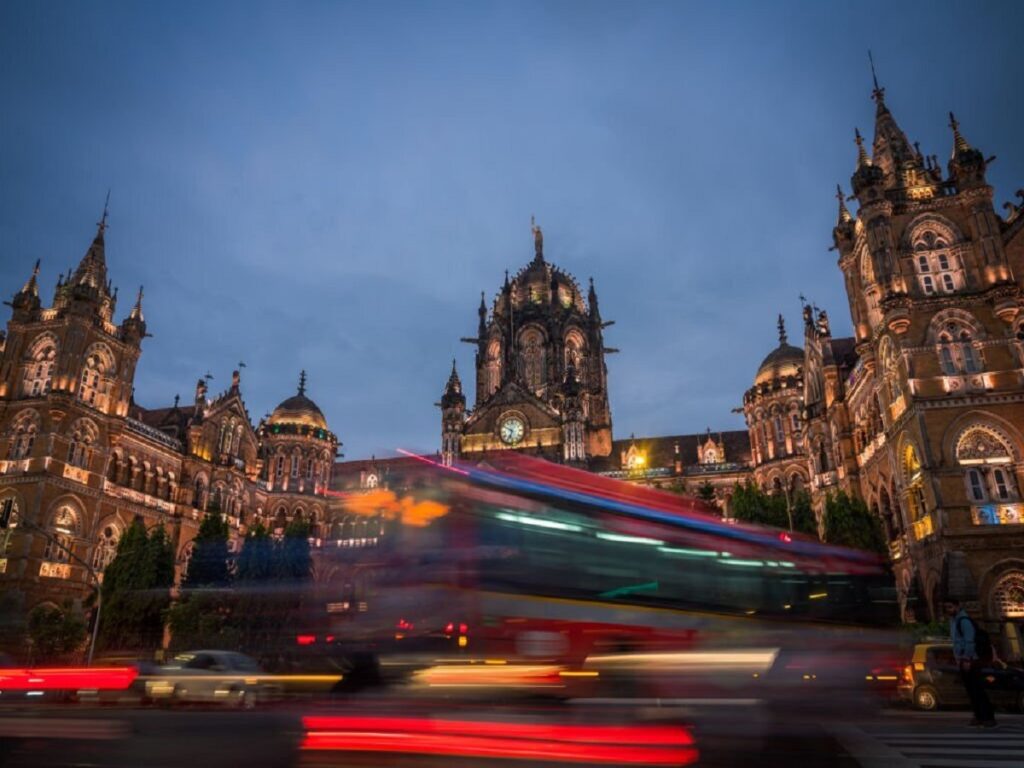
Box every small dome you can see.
[268,371,327,429]
[755,342,803,385]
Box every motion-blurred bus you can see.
[311,453,902,705]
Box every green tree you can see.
[99,519,176,651]
[27,600,86,663]
[823,490,887,554]
[730,481,789,529]
[168,511,234,650]
[184,511,230,588]
[789,491,819,537]
[0,588,27,659]
[696,481,717,505]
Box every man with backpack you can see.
[943,599,997,727]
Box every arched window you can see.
[937,323,982,375]
[518,328,547,394]
[8,410,41,460]
[305,456,314,480]
[366,473,379,489]
[92,523,121,572]
[966,468,986,502]
[773,414,785,449]
[955,426,1019,504]
[290,451,300,478]
[991,571,1024,619]
[564,331,586,372]
[193,477,206,509]
[66,419,98,470]
[484,340,502,397]
[275,454,285,476]
[78,351,111,408]
[902,443,928,525]
[23,338,57,397]
[0,497,19,537]
[43,506,80,563]
[911,225,964,295]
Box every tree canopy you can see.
[823,490,887,554]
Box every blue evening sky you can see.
[1,1,1021,459]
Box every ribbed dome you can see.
[268,371,328,429]
[755,343,803,385]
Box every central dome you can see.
[268,372,328,429]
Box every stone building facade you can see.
[0,212,338,622]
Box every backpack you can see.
[958,615,994,663]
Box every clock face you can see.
[499,417,525,445]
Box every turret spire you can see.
[20,259,41,296]
[948,111,971,155]
[777,314,788,345]
[854,128,870,168]
[835,184,852,224]
[868,50,885,109]
[129,285,144,321]
[298,370,307,396]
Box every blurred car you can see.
[146,651,279,708]
[74,659,162,706]
[897,642,1024,712]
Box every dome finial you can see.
[298,369,307,396]
[777,314,788,345]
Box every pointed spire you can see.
[854,128,870,168]
[948,111,971,156]
[531,215,544,263]
[587,277,601,321]
[777,314,788,345]
[129,285,144,321]
[98,189,110,239]
[68,195,112,295]
[441,358,466,407]
[298,370,307,396]
[868,50,886,111]
[835,184,852,224]
[20,259,41,296]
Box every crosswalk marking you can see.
[833,724,1024,768]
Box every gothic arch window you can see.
[23,336,58,397]
[305,454,315,480]
[66,418,98,470]
[366,473,379,489]
[910,222,965,296]
[92,522,121,572]
[193,476,207,509]
[231,424,243,455]
[0,497,20,550]
[902,443,928,523]
[77,344,114,410]
[7,409,41,460]
[518,327,547,394]
[290,450,301,478]
[485,340,502,397]
[991,571,1024,619]
[43,505,81,563]
[936,322,982,375]
[275,452,285,477]
[955,426,1019,503]
[564,330,587,370]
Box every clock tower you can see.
[439,221,614,464]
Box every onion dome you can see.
[268,370,328,430]
[754,315,803,385]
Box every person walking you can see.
[943,599,997,728]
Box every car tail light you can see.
[902,664,913,683]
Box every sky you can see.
[1,0,1022,460]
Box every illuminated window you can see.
[8,411,40,460]
[92,524,121,572]
[966,469,986,502]
[993,468,1013,501]
[44,506,79,563]
[66,419,97,470]
[366,473,379,489]
[912,226,964,295]
[23,340,57,397]
[992,571,1024,619]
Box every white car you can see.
[147,650,277,708]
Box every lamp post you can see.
[19,519,102,666]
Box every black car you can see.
[898,642,1024,712]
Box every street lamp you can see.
[17,518,103,666]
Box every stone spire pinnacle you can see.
[854,128,870,168]
[948,111,971,156]
[777,314,788,345]
[68,195,112,295]
[129,285,144,322]
[835,184,852,224]
[21,259,41,296]
[298,370,307,396]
